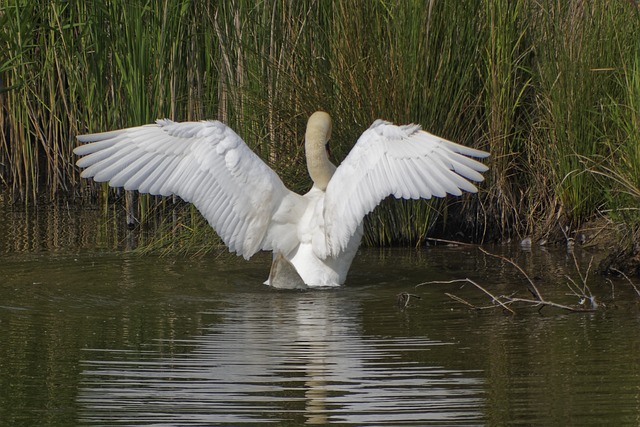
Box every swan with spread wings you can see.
[74,111,489,288]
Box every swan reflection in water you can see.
[78,290,484,425]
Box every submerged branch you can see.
[417,278,516,314]
[419,278,596,314]
[424,237,479,247]
[416,247,607,314]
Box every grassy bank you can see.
[1,0,639,250]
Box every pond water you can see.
[1,203,640,425]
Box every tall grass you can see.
[481,0,532,236]
[595,30,640,225]
[1,0,639,249]
[531,2,618,224]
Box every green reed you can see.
[594,33,640,225]
[531,2,613,223]
[1,0,639,250]
[480,0,532,236]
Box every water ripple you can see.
[78,292,484,425]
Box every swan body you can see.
[74,112,489,288]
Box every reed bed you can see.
[1,0,639,249]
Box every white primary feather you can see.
[76,120,301,259]
[323,120,489,257]
[74,113,489,287]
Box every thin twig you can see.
[506,297,596,313]
[564,251,600,308]
[570,251,594,296]
[445,293,514,311]
[611,268,640,298]
[424,237,478,247]
[565,274,583,298]
[396,292,421,309]
[418,278,516,314]
[478,247,544,301]
[444,292,479,309]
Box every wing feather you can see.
[74,119,301,259]
[147,156,181,195]
[324,120,489,256]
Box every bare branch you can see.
[396,292,421,309]
[478,247,544,301]
[424,237,478,247]
[506,297,596,313]
[416,247,609,315]
[418,278,516,314]
[611,268,640,298]
[445,292,479,309]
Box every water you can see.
[1,203,640,425]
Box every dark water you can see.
[1,203,640,425]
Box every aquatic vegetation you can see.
[1,0,639,250]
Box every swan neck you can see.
[305,112,336,191]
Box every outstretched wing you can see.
[323,119,489,257]
[75,119,303,259]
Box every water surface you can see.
[1,203,640,425]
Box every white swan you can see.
[74,112,489,288]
